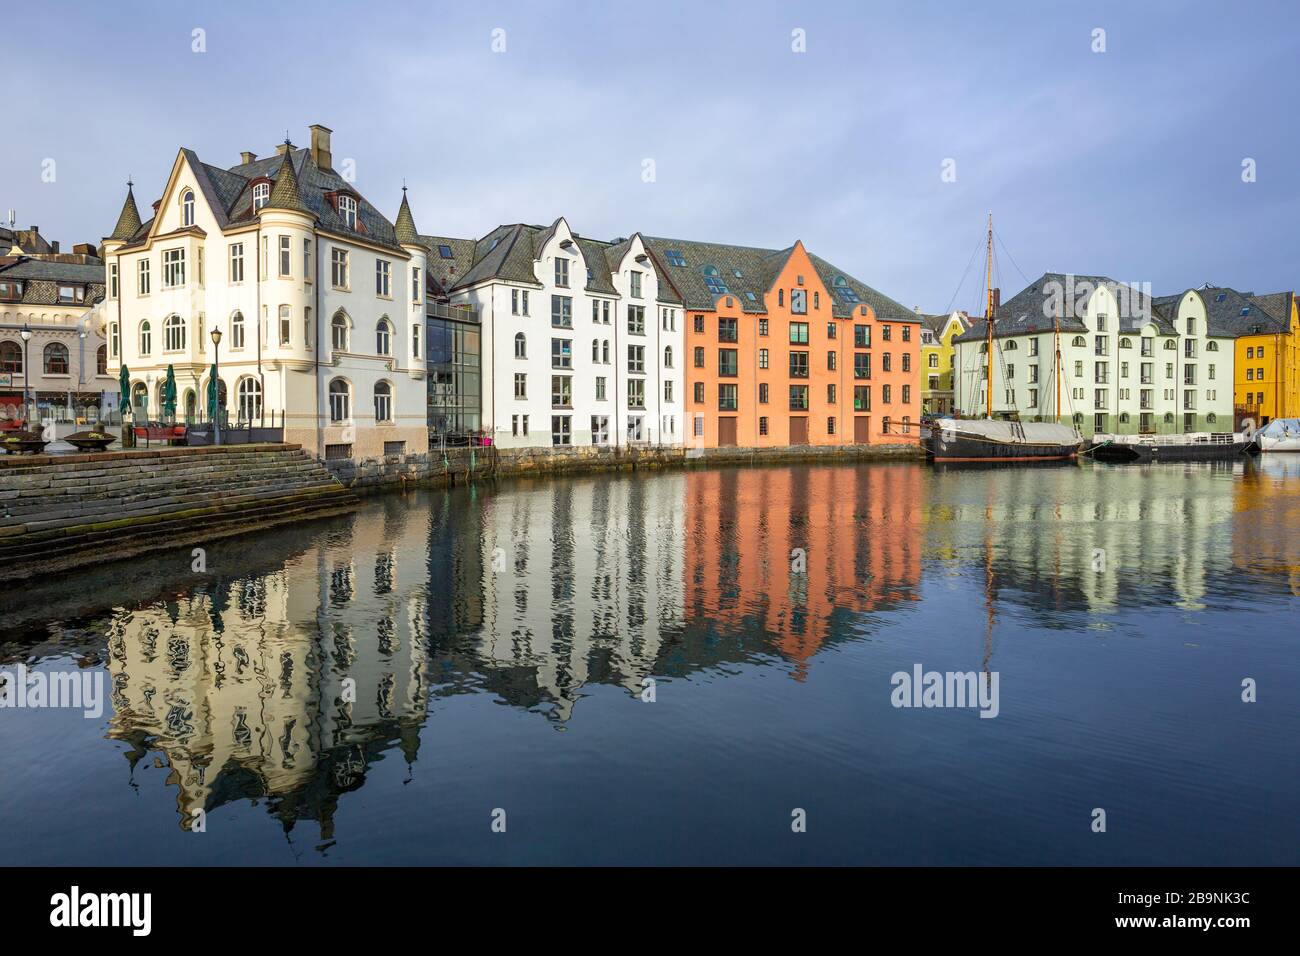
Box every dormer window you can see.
[833,275,860,305]
[702,265,728,296]
[338,195,358,229]
[438,244,453,259]
[253,182,270,211]
[181,189,195,226]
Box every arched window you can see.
[253,182,270,211]
[591,339,599,362]
[328,378,350,421]
[374,380,393,423]
[278,305,291,346]
[164,314,185,351]
[1072,412,1083,424]
[0,341,20,373]
[1004,339,1017,351]
[664,345,673,368]
[1164,412,1174,424]
[1071,336,1086,348]
[140,320,152,355]
[236,377,262,423]
[44,342,69,375]
[1119,337,1132,349]
[338,195,358,229]
[1164,339,1177,350]
[331,312,349,351]
[131,381,149,413]
[183,389,196,422]
[181,189,195,226]
[1119,412,1130,423]
[231,311,245,349]
[96,345,108,376]
[376,318,392,355]
[1206,341,1219,352]
[602,340,610,363]
[515,332,527,359]
[1207,413,1218,424]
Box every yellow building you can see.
[919,310,969,415]
[1228,290,1298,425]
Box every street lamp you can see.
[210,326,222,446]
[19,324,31,426]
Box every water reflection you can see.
[2,458,1299,856]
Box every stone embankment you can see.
[0,444,357,581]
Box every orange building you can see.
[642,237,921,447]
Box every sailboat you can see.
[925,215,1084,463]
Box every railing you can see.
[1096,431,1240,446]
[428,302,480,323]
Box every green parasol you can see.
[118,364,130,413]
[162,365,177,419]
[206,365,219,420]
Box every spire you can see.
[394,186,420,246]
[263,151,312,215]
[109,181,142,240]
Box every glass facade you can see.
[427,309,481,438]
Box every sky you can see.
[4,0,1298,313]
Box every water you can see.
[2,458,1298,866]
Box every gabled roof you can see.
[919,311,969,337]
[1185,285,1289,337]
[955,273,1174,343]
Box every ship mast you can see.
[984,213,994,419]
[1054,300,1062,424]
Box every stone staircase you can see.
[0,444,358,581]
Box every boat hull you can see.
[1089,439,1255,462]
[927,430,1081,463]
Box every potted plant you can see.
[1,429,50,455]
[65,430,116,452]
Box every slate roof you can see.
[263,151,312,215]
[0,257,106,306]
[394,192,420,246]
[955,273,1175,343]
[116,143,406,253]
[108,186,143,241]
[1185,286,1289,337]
[919,311,969,337]
[1248,291,1293,326]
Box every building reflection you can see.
[1230,455,1300,595]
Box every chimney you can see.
[241,151,257,165]
[276,140,294,157]
[51,240,59,254]
[309,124,333,170]
[152,200,161,214]
[73,243,94,255]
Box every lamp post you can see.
[19,324,32,426]
[211,326,222,446]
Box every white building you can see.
[954,273,1234,437]
[421,219,684,448]
[103,125,428,459]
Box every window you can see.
[902,384,911,404]
[827,383,837,404]
[338,195,358,229]
[854,353,870,379]
[602,340,610,363]
[331,248,349,288]
[375,259,391,297]
[628,344,645,373]
[411,323,420,359]
[138,259,154,296]
[789,322,809,344]
[718,318,738,343]
[329,379,351,421]
[237,377,262,422]
[718,348,738,377]
[664,380,673,402]
[109,263,119,298]
[109,323,119,359]
[163,248,186,287]
[43,342,69,375]
[552,377,571,409]
[854,385,870,411]
[438,244,453,259]
[595,376,606,400]
[702,265,728,295]
[515,332,527,359]
[1,341,22,373]
[829,351,838,371]
[231,312,245,349]
[789,385,809,410]
[304,239,312,281]
[374,381,393,423]
[512,289,530,316]
[718,384,738,411]
[883,384,892,404]
[592,415,610,444]
[882,353,892,373]
[694,382,705,403]
[376,318,392,355]
[551,415,571,446]
[665,249,686,267]
[181,189,195,226]
[759,382,769,404]
[759,319,769,337]
[229,243,244,283]
[331,312,349,351]
[662,344,673,368]
[759,348,769,369]
[514,373,527,399]
[551,295,573,328]
[253,182,270,211]
[854,324,870,348]
[694,314,705,333]
[828,416,836,435]
[627,305,645,335]
[554,257,570,288]
[694,346,705,368]
[759,416,769,436]
[628,379,646,409]
[279,236,291,276]
[511,414,530,437]
[630,271,642,298]
[305,308,312,350]
[163,314,186,351]
[96,345,108,376]
[789,352,809,377]
[833,275,859,304]
[552,338,573,369]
